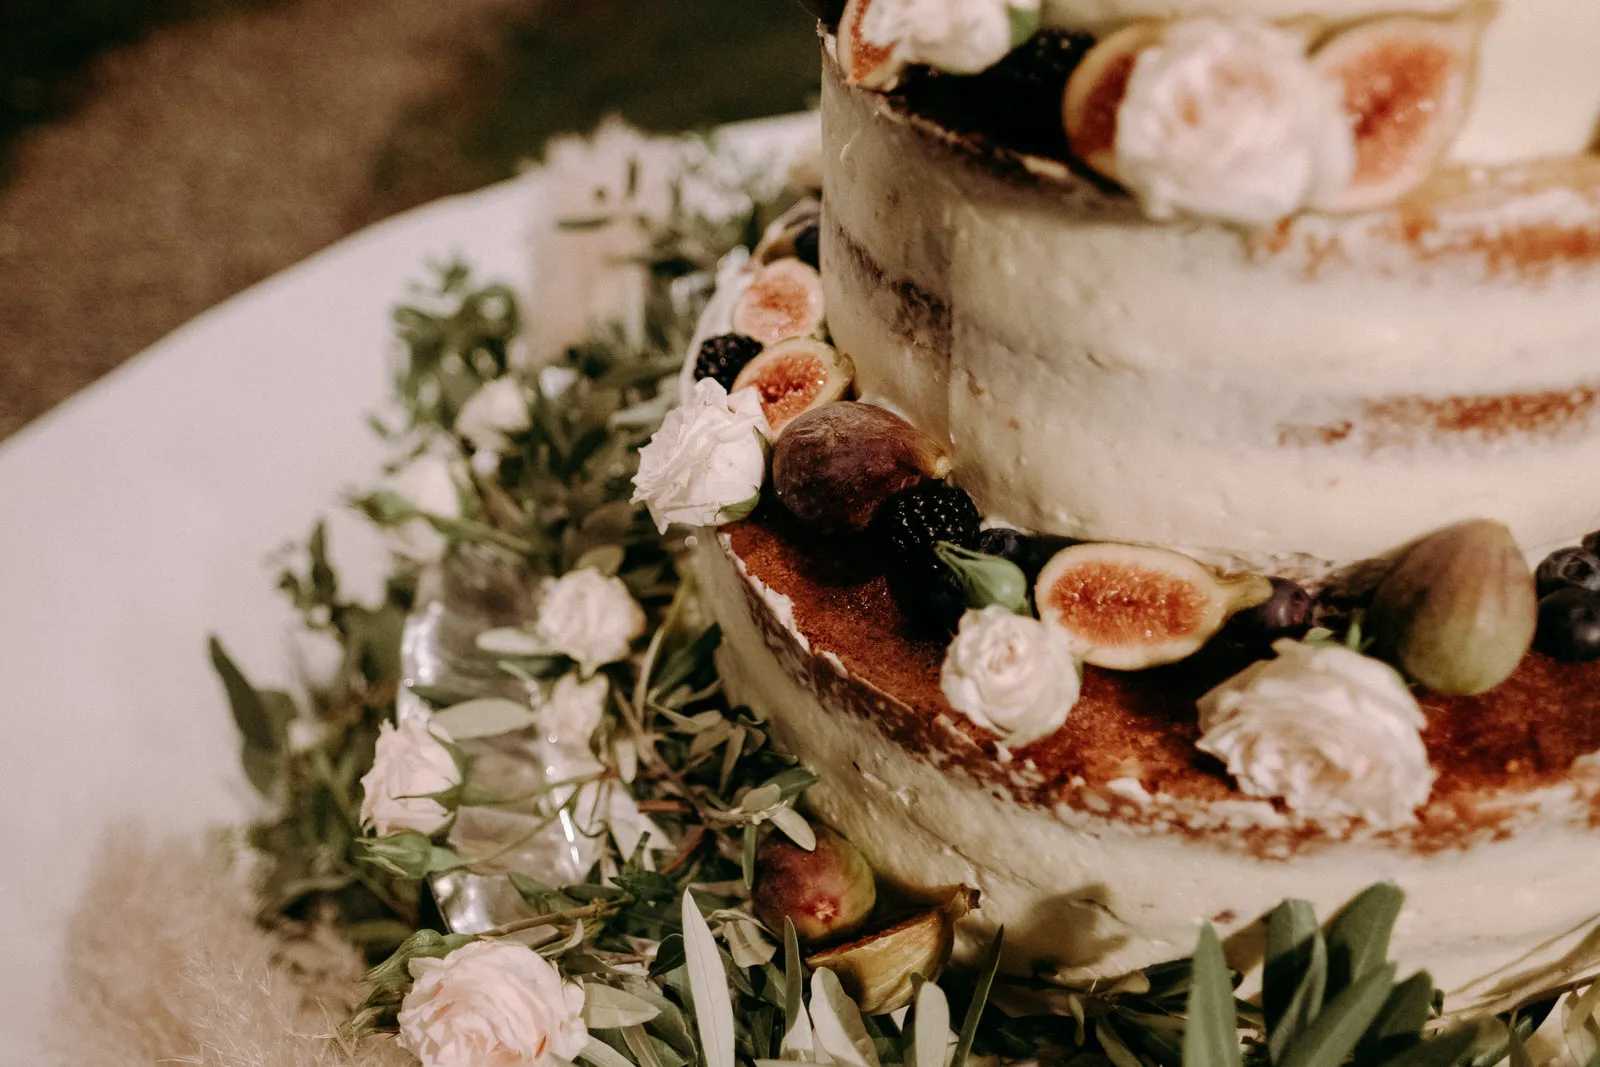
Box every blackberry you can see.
[874,482,982,632]
[875,481,982,568]
[984,30,1095,95]
[793,222,821,269]
[1537,546,1600,598]
[693,333,763,391]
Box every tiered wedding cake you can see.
[629,0,1600,1010]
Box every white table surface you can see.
[0,172,540,1064]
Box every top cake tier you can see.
[1049,0,1598,165]
[820,0,1600,577]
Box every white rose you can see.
[1115,19,1353,226]
[359,718,461,836]
[398,940,587,1067]
[941,606,1081,747]
[1197,639,1435,828]
[536,568,648,676]
[456,378,532,454]
[864,0,1038,75]
[385,454,463,563]
[540,672,609,746]
[632,377,769,533]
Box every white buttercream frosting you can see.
[633,377,770,532]
[1115,19,1353,226]
[862,0,1040,76]
[941,606,1081,746]
[1197,639,1434,828]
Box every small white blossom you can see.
[864,0,1039,75]
[538,364,579,400]
[455,377,531,454]
[288,627,345,695]
[632,377,769,533]
[359,718,460,836]
[384,454,462,563]
[535,568,647,676]
[398,940,587,1067]
[941,606,1081,747]
[1197,639,1435,828]
[540,672,609,747]
[1114,18,1353,226]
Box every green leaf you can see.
[1355,972,1435,1062]
[1372,1026,1478,1067]
[241,741,278,796]
[1264,899,1320,1035]
[650,935,687,979]
[912,978,951,1067]
[767,805,816,851]
[811,968,880,1067]
[761,766,821,800]
[364,928,475,992]
[934,542,1029,614]
[1268,930,1326,1064]
[718,493,761,524]
[1277,964,1396,1067]
[584,984,663,1030]
[783,919,805,1040]
[1324,883,1404,1000]
[1007,1,1042,46]
[1184,924,1243,1067]
[1095,1018,1144,1067]
[580,1036,639,1067]
[681,891,735,1067]
[741,823,759,891]
[430,697,539,739]
[613,867,677,904]
[650,625,722,701]
[622,1025,666,1067]
[209,636,292,751]
[308,521,338,602]
[951,927,1004,1067]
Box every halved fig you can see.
[1309,15,1479,213]
[805,887,977,1015]
[1036,543,1273,669]
[730,259,826,346]
[732,338,854,435]
[838,0,906,90]
[772,401,950,533]
[1062,21,1165,180]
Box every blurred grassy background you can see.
[0,0,820,188]
[0,0,820,438]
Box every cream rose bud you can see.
[1197,639,1435,828]
[865,0,1038,75]
[456,377,532,454]
[1115,18,1354,226]
[540,672,609,746]
[384,454,463,563]
[398,940,587,1067]
[941,606,1082,747]
[359,718,461,837]
[632,377,769,533]
[535,568,648,676]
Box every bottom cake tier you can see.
[692,510,1600,1012]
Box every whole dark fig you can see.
[752,825,876,945]
[772,402,950,533]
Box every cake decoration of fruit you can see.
[207,3,1600,1066]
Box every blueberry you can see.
[1534,587,1600,663]
[977,527,1028,565]
[1535,546,1600,598]
[1232,577,1312,641]
[793,223,821,270]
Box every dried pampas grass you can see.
[50,825,413,1067]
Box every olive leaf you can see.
[682,891,735,1067]
[584,983,663,1030]
[430,696,539,739]
[579,1036,639,1067]
[811,967,880,1067]
[1183,924,1242,1067]
[951,927,1004,1067]
[1277,964,1396,1067]
[1323,882,1403,1000]
[911,977,951,1067]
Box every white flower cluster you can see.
[358,718,460,837]
[383,453,463,564]
[1113,19,1354,226]
[941,606,1081,748]
[632,377,769,533]
[536,567,649,676]
[398,940,587,1067]
[862,0,1041,76]
[1197,639,1435,828]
